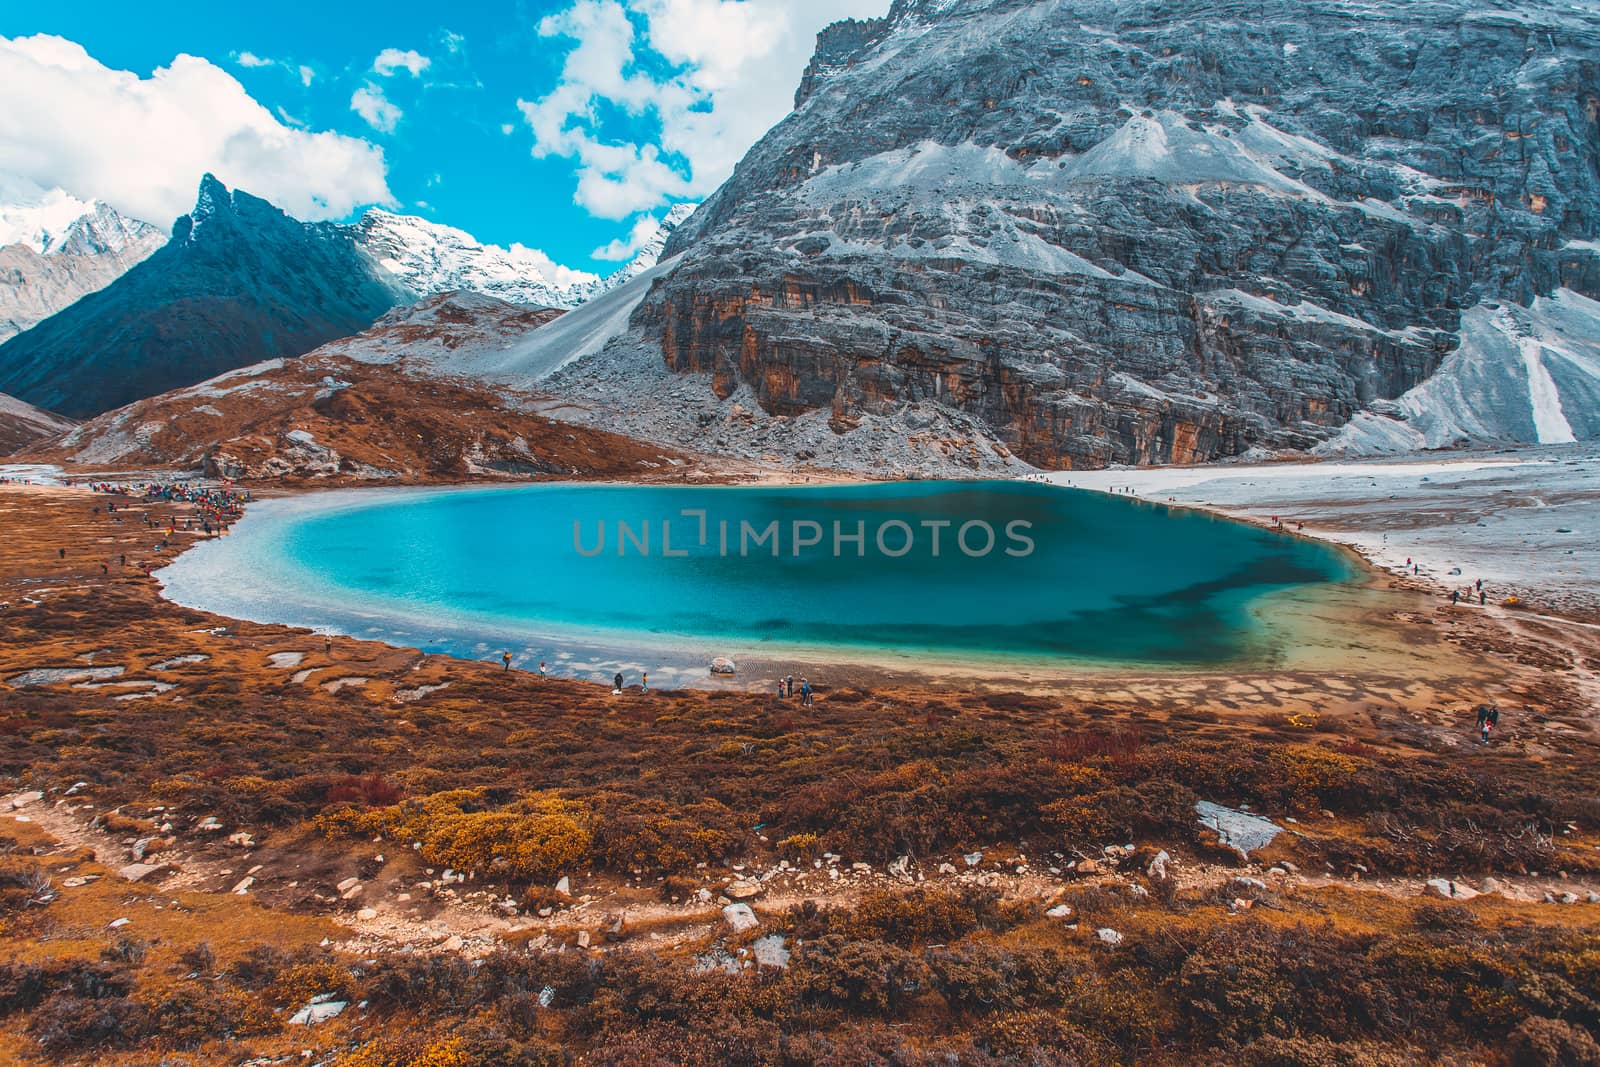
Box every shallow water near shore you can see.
[157,480,1364,680]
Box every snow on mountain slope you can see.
[0,193,164,342]
[357,210,602,309]
[357,203,697,311]
[462,257,682,381]
[1320,290,1600,454]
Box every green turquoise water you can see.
[160,480,1354,669]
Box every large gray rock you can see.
[608,0,1600,469]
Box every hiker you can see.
[776,679,785,698]
[1451,590,1459,605]
[325,636,333,655]
[1479,590,1486,606]
[786,674,794,698]
[119,553,126,566]
[801,678,813,707]
[641,671,649,693]
[613,671,624,694]
[57,547,65,560]
[1479,704,1500,744]
[502,651,512,671]
[539,661,548,678]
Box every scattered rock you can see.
[1046,904,1073,919]
[1147,850,1170,880]
[1095,928,1123,947]
[1196,801,1283,860]
[288,998,347,1025]
[108,918,131,929]
[753,934,790,968]
[356,908,378,920]
[554,876,571,896]
[722,903,759,932]
[231,876,254,895]
[8,790,43,810]
[963,852,983,867]
[709,657,737,674]
[725,878,763,900]
[340,884,364,901]
[1423,878,1479,901]
[227,831,255,848]
[117,862,167,883]
[336,876,361,893]
[1075,859,1101,876]
[577,930,591,949]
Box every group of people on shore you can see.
[497,652,817,706]
[778,674,814,705]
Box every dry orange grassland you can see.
[2,483,1600,1066]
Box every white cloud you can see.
[234,50,272,68]
[350,84,402,133]
[0,34,392,226]
[516,0,881,218]
[298,64,315,87]
[590,212,662,260]
[372,47,431,78]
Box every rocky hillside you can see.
[0,196,164,343]
[0,175,409,418]
[28,292,687,482]
[0,390,73,454]
[619,0,1600,468]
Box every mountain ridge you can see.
[639,0,1600,468]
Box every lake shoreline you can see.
[152,478,1394,691]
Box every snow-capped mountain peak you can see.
[357,209,601,310]
[0,189,158,257]
[355,203,698,311]
[0,188,165,346]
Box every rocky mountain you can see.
[282,289,564,376]
[356,202,696,310]
[33,292,680,483]
[0,175,409,418]
[597,0,1600,468]
[0,390,74,454]
[0,195,164,343]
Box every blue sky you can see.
[0,0,880,274]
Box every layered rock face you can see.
[647,0,1600,467]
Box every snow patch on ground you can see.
[1046,447,1600,616]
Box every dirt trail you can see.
[10,788,1597,962]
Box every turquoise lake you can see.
[159,481,1356,675]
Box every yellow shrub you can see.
[407,1039,472,1067]
[778,832,821,859]
[320,789,591,881]
[269,961,352,1008]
